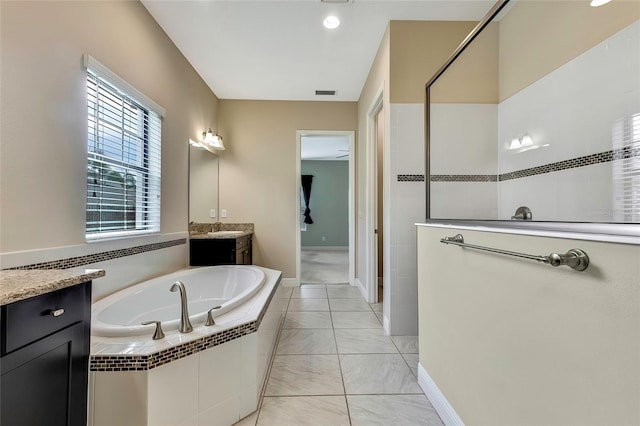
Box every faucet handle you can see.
[141,320,165,340]
[205,306,222,326]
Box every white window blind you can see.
[85,55,163,240]
[612,113,640,223]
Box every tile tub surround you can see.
[89,267,285,426]
[0,268,105,305]
[242,283,442,426]
[90,266,281,370]
[189,222,254,237]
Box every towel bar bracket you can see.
[440,234,589,272]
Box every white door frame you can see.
[296,130,356,286]
[366,88,384,303]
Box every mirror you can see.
[189,145,219,224]
[426,0,640,233]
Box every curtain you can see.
[301,175,314,224]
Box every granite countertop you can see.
[190,230,253,240]
[189,222,254,239]
[0,268,106,306]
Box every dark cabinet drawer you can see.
[190,235,253,266]
[1,283,87,355]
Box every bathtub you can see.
[92,265,266,337]
[89,265,284,426]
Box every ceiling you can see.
[301,135,351,161]
[141,0,495,102]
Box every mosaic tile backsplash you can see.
[4,238,186,271]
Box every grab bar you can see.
[440,234,589,271]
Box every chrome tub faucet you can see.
[170,281,193,333]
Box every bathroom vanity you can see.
[190,232,253,266]
[189,223,254,267]
[0,268,105,426]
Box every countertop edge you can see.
[189,231,254,240]
[1,269,106,306]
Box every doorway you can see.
[375,106,384,302]
[296,131,355,286]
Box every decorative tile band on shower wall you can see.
[397,174,425,182]
[424,146,640,183]
[431,175,498,182]
[4,238,187,270]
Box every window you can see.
[85,55,164,240]
[613,113,640,223]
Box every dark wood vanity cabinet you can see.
[0,282,91,426]
[190,235,253,266]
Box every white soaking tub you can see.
[92,265,266,337]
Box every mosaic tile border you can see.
[498,146,639,181]
[430,174,497,182]
[397,174,425,182]
[426,146,640,183]
[5,238,186,271]
[90,278,279,372]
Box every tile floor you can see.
[301,248,349,284]
[234,284,443,426]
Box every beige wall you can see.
[418,225,640,425]
[356,26,390,287]
[1,1,218,253]
[499,0,640,101]
[189,148,219,224]
[389,21,478,104]
[216,100,357,278]
[429,22,498,104]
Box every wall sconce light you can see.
[202,128,225,151]
[520,135,533,147]
[508,134,534,150]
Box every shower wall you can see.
[498,20,640,222]
[430,15,640,223]
[430,103,498,219]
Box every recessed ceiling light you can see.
[590,0,612,6]
[323,16,340,30]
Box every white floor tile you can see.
[329,298,372,312]
[258,396,350,426]
[283,311,333,329]
[391,336,419,354]
[331,311,382,329]
[291,287,327,299]
[287,298,330,312]
[276,329,337,355]
[340,354,421,394]
[334,329,398,354]
[348,394,443,426]
[265,355,344,396]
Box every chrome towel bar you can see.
[440,234,590,271]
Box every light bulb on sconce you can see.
[520,135,534,146]
[202,128,225,151]
[508,135,535,150]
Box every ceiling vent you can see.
[321,0,351,3]
[315,90,336,96]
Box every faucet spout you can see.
[170,281,193,333]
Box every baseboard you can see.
[280,278,300,287]
[355,278,366,293]
[418,363,465,426]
